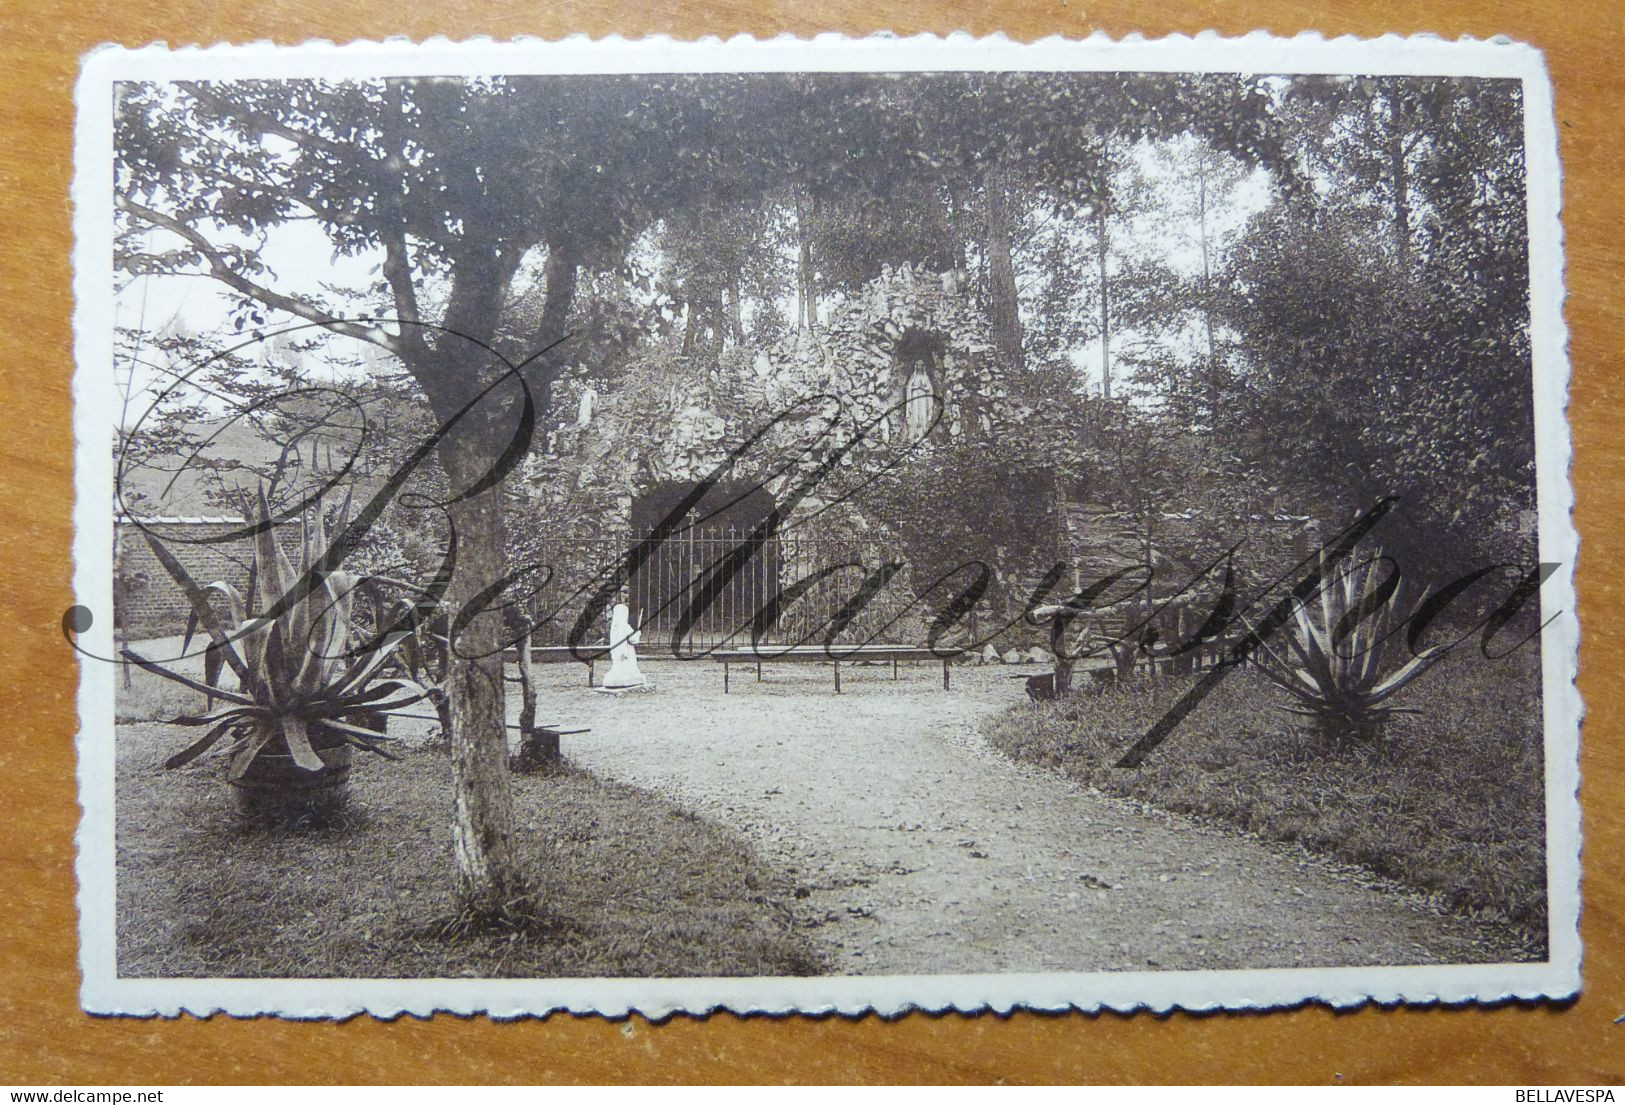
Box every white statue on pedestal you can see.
[905,363,935,442]
[602,603,646,689]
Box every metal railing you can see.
[531,525,920,655]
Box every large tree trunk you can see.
[438,438,526,916]
[540,241,578,335]
[726,274,745,347]
[535,239,580,410]
[1197,159,1216,363]
[1390,125,1412,272]
[983,165,1024,374]
[1096,203,1112,401]
[682,300,698,353]
[794,187,817,330]
[940,183,969,272]
[413,243,532,919]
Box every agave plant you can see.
[122,490,428,790]
[1245,550,1448,753]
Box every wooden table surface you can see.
[2,0,1620,1085]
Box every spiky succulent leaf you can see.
[137,528,253,685]
[227,723,279,780]
[123,648,255,705]
[162,718,246,770]
[281,716,325,773]
[1369,646,1448,703]
[148,487,419,781]
[1246,547,1446,747]
[186,583,250,703]
[318,719,402,759]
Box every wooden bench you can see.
[710,644,954,694]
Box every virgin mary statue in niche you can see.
[904,358,936,442]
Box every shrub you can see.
[122,491,427,802]
[1245,550,1447,752]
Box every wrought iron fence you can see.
[531,525,922,655]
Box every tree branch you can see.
[175,83,439,312]
[118,194,403,356]
[176,81,358,164]
[377,79,429,362]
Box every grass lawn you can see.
[983,647,1549,939]
[115,722,823,978]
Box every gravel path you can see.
[519,657,1523,975]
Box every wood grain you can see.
[1,0,1619,1084]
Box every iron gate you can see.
[535,525,919,654]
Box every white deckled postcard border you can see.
[71,30,1581,1019]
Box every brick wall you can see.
[115,519,301,640]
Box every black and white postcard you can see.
[70,33,1580,1017]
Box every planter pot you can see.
[227,713,387,823]
[231,741,353,823]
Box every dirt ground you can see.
[115,637,1529,976]
[515,655,1530,975]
